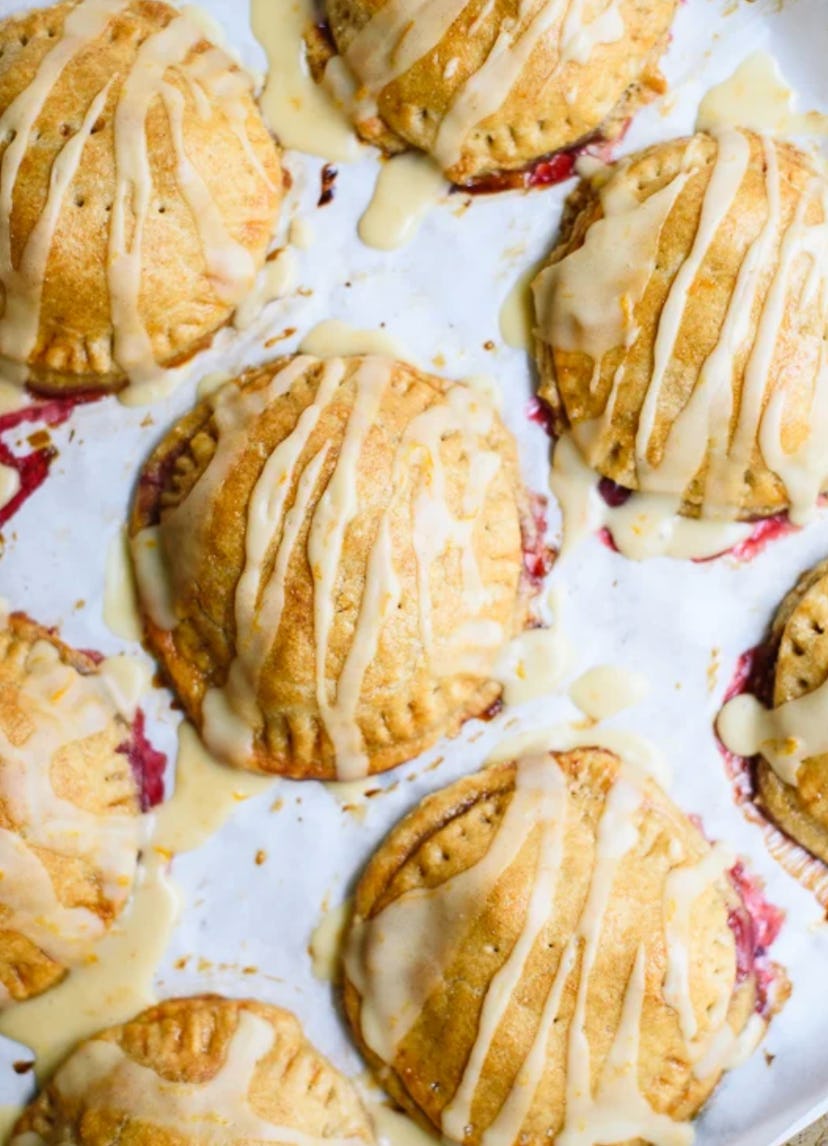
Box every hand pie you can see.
[129,354,533,782]
[0,613,147,1006]
[534,129,828,523]
[11,995,375,1146]
[0,0,282,395]
[344,748,787,1146]
[718,559,828,869]
[321,0,676,183]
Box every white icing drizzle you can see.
[441,761,568,1140]
[307,358,393,779]
[0,852,178,1079]
[493,626,570,706]
[568,664,650,721]
[717,679,828,788]
[339,0,625,172]
[358,153,446,251]
[0,0,272,386]
[104,527,143,642]
[310,898,353,982]
[635,129,751,494]
[252,0,362,161]
[136,357,504,780]
[348,754,749,1145]
[550,434,753,561]
[697,52,828,138]
[16,1010,364,1146]
[662,844,733,1044]
[300,321,418,365]
[538,129,828,526]
[0,636,146,982]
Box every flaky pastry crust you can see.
[129,355,531,780]
[344,748,778,1145]
[12,995,375,1145]
[755,560,828,863]
[534,130,828,521]
[0,0,282,394]
[323,0,675,183]
[0,613,142,1005]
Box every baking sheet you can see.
[0,0,827,1142]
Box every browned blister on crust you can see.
[344,749,777,1146]
[129,355,531,780]
[12,995,376,1145]
[0,0,282,394]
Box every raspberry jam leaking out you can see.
[522,490,556,589]
[118,708,167,812]
[458,125,628,195]
[727,861,785,1016]
[0,393,101,531]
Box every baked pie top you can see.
[534,130,828,522]
[11,995,375,1146]
[719,559,828,867]
[0,0,282,394]
[323,0,676,183]
[0,613,144,1006]
[130,354,530,782]
[344,748,784,1146]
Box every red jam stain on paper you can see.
[727,861,786,1015]
[0,393,101,531]
[522,490,556,589]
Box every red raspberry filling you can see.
[727,861,785,1015]
[0,393,101,531]
[521,490,556,589]
[117,708,167,812]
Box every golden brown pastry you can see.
[344,748,787,1146]
[0,612,146,1006]
[0,0,282,395]
[534,129,828,523]
[129,354,533,782]
[11,994,375,1146]
[321,0,676,183]
[718,559,828,867]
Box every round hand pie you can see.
[0,0,282,395]
[534,129,828,523]
[0,612,147,1006]
[11,994,375,1146]
[718,559,828,867]
[322,0,676,183]
[129,354,532,782]
[344,748,786,1146]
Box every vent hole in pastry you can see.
[19,35,29,47]
[59,123,72,137]
[798,677,810,690]
[793,642,805,656]
[158,204,168,214]
[46,27,57,38]
[91,117,106,135]
[74,194,86,208]
[813,621,825,635]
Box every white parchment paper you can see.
[0,0,827,1143]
